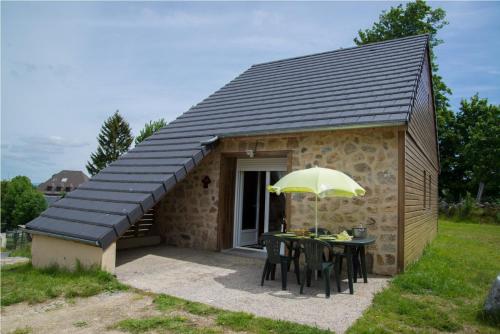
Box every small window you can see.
[428,175,432,209]
[55,186,62,192]
[65,187,71,192]
[423,170,427,209]
[46,186,53,191]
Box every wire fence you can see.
[3,229,30,250]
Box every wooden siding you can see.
[403,49,439,267]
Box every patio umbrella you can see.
[268,166,365,236]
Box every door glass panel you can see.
[268,171,286,232]
[241,171,258,230]
[257,172,266,235]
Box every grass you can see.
[215,311,332,334]
[154,294,221,316]
[4,219,499,334]
[8,243,32,258]
[1,262,128,306]
[115,316,222,334]
[73,321,88,328]
[348,220,500,333]
[7,328,32,334]
[114,294,331,334]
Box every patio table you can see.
[261,232,375,294]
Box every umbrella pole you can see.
[315,194,318,236]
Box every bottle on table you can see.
[280,217,287,233]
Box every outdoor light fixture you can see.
[202,175,211,188]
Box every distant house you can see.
[27,35,438,276]
[37,170,89,204]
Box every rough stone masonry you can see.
[157,127,400,276]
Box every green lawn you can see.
[7,243,32,258]
[1,263,128,306]
[348,220,500,333]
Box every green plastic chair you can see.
[261,235,300,290]
[299,238,340,298]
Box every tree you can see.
[1,180,10,230]
[1,176,47,231]
[86,110,134,176]
[354,0,458,199]
[11,189,47,227]
[354,0,451,115]
[135,118,167,145]
[456,95,499,202]
[2,176,33,230]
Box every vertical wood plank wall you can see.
[404,49,439,267]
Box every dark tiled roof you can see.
[26,35,429,248]
[37,170,89,195]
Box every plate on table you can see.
[318,235,337,241]
[275,232,296,237]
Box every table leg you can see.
[360,246,368,283]
[357,247,363,279]
[353,246,358,283]
[346,247,354,294]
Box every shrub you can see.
[439,195,499,224]
[1,176,47,231]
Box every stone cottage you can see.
[26,34,439,276]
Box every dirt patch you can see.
[0,291,159,334]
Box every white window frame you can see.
[233,158,288,249]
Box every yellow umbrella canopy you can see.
[268,166,365,235]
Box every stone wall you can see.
[156,127,400,275]
[156,152,221,250]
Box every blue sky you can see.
[2,1,499,183]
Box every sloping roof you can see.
[38,170,89,195]
[26,34,430,248]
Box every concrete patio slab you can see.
[116,246,389,334]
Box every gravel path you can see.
[116,246,389,334]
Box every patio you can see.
[116,246,389,333]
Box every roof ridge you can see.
[252,34,430,67]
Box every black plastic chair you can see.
[299,238,340,298]
[260,236,300,290]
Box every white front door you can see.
[233,158,287,248]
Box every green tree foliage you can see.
[354,0,452,114]
[354,0,463,200]
[354,0,451,117]
[354,0,447,48]
[12,189,47,227]
[135,118,167,145]
[86,110,134,176]
[455,95,499,201]
[1,176,47,231]
[1,179,10,229]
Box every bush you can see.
[1,176,47,231]
[439,194,500,224]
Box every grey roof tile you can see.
[26,34,429,247]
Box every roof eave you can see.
[21,226,101,247]
[218,120,407,139]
